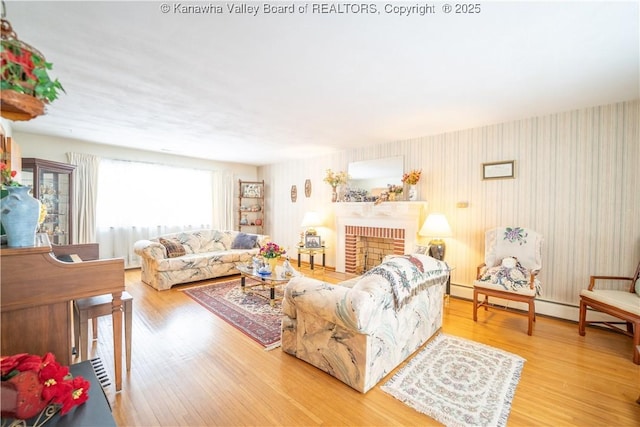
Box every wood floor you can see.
[85,267,640,426]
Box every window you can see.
[96,159,213,228]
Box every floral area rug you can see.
[182,279,282,350]
[381,333,525,427]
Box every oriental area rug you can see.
[381,333,525,427]
[183,279,282,350]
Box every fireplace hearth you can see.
[334,202,427,274]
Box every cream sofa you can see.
[134,229,269,291]
[282,254,449,393]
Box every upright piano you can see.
[1,234,125,391]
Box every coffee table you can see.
[236,264,300,306]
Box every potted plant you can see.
[0,17,64,121]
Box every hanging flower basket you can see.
[0,89,45,121]
[0,16,64,122]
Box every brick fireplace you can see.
[346,228,405,273]
[334,202,427,274]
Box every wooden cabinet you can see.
[238,180,265,233]
[21,158,76,245]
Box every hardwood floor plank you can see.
[83,268,639,426]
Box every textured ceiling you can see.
[6,1,639,165]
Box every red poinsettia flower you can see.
[40,361,71,403]
[59,376,90,415]
[10,354,43,375]
[1,353,26,377]
[1,352,90,420]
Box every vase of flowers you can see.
[259,242,286,273]
[402,169,421,201]
[1,352,90,424]
[0,162,41,247]
[323,169,349,202]
[387,184,403,201]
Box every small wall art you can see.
[304,179,312,197]
[291,185,297,202]
[482,160,515,180]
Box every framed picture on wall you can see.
[305,235,322,248]
[482,160,515,180]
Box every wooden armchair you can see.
[578,261,640,364]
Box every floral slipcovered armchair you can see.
[473,226,543,335]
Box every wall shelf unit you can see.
[238,179,265,233]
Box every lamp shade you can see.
[419,213,452,238]
[301,211,323,228]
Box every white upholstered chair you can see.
[473,226,543,335]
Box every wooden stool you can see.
[74,291,133,371]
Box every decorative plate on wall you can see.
[304,179,312,197]
[291,185,297,202]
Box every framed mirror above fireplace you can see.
[347,155,403,198]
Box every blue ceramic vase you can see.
[0,186,40,247]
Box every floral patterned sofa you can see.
[134,230,269,291]
[281,254,449,393]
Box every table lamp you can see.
[419,213,452,260]
[300,211,322,245]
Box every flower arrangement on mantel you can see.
[259,242,286,259]
[1,352,90,424]
[387,184,403,195]
[323,169,349,188]
[402,169,422,185]
[1,16,65,121]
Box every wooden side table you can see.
[297,246,325,270]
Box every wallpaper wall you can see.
[261,100,639,319]
[10,100,638,321]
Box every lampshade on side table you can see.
[419,213,452,261]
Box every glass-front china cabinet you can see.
[21,158,76,245]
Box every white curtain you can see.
[211,169,235,230]
[66,152,100,244]
[95,159,213,267]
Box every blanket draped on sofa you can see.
[363,255,449,308]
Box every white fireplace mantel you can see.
[333,201,428,273]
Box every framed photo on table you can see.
[305,235,322,248]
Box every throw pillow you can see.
[635,278,640,297]
[159,237,186,258]
[231,232,258,249]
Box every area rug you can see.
[381,333,525,427]
[183,279,282,350]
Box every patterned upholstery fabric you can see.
[134,230,270,291]
[477,226,543,294]
[281,254,449,393]
[158,238,186,258]
[484,226,542,272]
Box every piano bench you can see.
[73,291,133,372]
